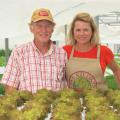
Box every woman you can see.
[63,12,120,90]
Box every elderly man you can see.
[0,8,67,93]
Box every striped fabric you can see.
[1,41,67,93]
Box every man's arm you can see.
[5,85,17,94]
[0,48,20,94]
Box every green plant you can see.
[0,84,5,95]
[0,74,5,95]
[105,75,118,89]
[0,74,3,80]
[0,56,5,66]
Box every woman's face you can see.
[73,20,93,45]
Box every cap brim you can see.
[31,18,55,25]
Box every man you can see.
[0,8,67,93]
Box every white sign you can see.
[0,67,5,74]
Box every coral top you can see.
[63,45,114,73]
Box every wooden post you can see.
[94,15,99,28]
[64,24,67,44]
[5,38,9,65]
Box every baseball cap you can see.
[30,8,55,24]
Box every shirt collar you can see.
[32,40,55,57]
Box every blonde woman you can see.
[63,12,120,90]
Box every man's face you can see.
[30,20,54,43]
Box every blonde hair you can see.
[68,12,100,45]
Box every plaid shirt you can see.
[1,41,67,93]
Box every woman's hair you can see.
[68,12,100,45]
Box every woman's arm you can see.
[108,59,120,88]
